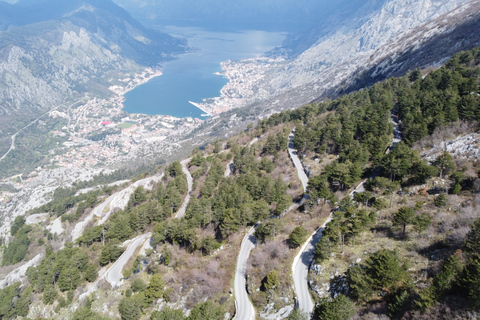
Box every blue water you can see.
[123,27,287,118]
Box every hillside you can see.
[0,48,479,319]
[0,0,186,163]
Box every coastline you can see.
[188,101,213,117]
[109,68,163,98]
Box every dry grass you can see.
[246,203,332,312]
[308,183,480,309]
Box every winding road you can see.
[288,131,309,193]
[106,232,152,287]
[175,158,193,219]
[79,232,152,301]
[232,136,263,320]
[292,180,366,315]
[292,114,402,315]
[233,226,257,320]
[71,174,163,242]
[0,99,86,162]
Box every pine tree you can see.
[289,226,307,248]
[393,207,415,237]
[311,295,356,320]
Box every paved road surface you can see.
[288,131,309,193]
[292,179,366,316]
[105,232,152,287]
[71,174,163,241]
[292,216,332,315]
[234,226,257,320]
[175,158,193,219]
[292,116,401,315]
[0,99,86,162]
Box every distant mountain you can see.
[112,0,366,31]
[234,0,480,115]
[0,0,186,153]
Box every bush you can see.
[131,278,147,292]
[434,193,448,207]
[311,295,356,320]
[289,226,308,248]
[118,297,141,320]
[261,270,278,292]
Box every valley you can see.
[1,0,480,320]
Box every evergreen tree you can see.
[151,307,185,320]
[393,207,415,236]
[261,270,278,292]
[187,301,223,320]
[145,274,165,304]
[289,226,308,248]
[311,295,356,320]
[433,151,455,178]
[118,297,141,320]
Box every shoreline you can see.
[109,67,163,99]
[188,101,213,117]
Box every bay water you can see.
[122,26,286,118]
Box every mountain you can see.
[112,0,366,31]
[0,0,186,154]
[220,0,480,117]
[2,47,480,319]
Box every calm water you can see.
[123,26,286,118]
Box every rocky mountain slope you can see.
[112,0,365,31]
[0,0,186,154]
[267,0,478,100]
[197,0,480,121]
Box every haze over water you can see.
[122,26,286,118]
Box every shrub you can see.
[289,226,308,248]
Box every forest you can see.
[1,48,480,319]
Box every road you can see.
[105,232,152,287]
[292,179,366,315]
[175,158,193,219]
[288,131,309,193]
[234,226,257,320]
[292,215,332,314]
[79,232,151,300]
[292,116,401,315]
[71,174,163,242]
[0,99,86,162]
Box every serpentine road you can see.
[105,232,152,287]
[233,226,257,320]
[292,115,401,315]
[292,181,366,315]
[175,158,193,219]
[79,232,152,300]
[288,131,309,193]
[0,99,86,162]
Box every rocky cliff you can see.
[265,0,478,102]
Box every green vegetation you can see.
[2,224,32,266]
[288,226,308,248]
[27,244,95,294]
[311,295,356,320]
[0,283,31,319]
[11,47,480,319]
[256,48,480,318]
[261,270,279,292]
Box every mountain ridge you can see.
[0,0,186,156]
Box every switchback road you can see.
[234,226,257,320]
[175,158,193,219]
[288,131,309,192]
